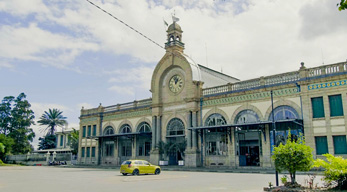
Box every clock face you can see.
[169,75,184,93]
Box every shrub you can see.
[313,154,347,190]
[272,132,314,184]
[281,175,288,185]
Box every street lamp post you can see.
[271,90,279,186]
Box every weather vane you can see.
[172,10,179,22]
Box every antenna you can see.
[321,48,325,65]
[205,43,208,67]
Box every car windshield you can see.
[143,161,149,165]
[121,161,131,165]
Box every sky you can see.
[0,0,346,149]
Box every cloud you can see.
[2,0,346,80]
[0,23,99,69]
[108,85,135,96]
[0,0,49,16]
[107,66,153,89]
[0,61,14,69]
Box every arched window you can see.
[268,105,299,121]
[167,118,185,136]
[205,113,227,126]
[103,126,114,135]
[137,122,151,133]
[235,110,259,124]
[120,124,131,133]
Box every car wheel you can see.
[155,169,160,175]
[122,173,127,176]
[132,169,139,176]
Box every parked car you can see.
[120,160,161,176]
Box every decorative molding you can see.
[80,117,98,124]
[203,88,299,106]
[308,79,347,91]
[103,109,152,121]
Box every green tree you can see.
[68,128,79,155]
[38,108,67,135]
[0,93,35,155]
[0,96,15,135]
[338,0,347,11]
[272,132,314,184]
[8,93,35,154]
[38,135,57,150]
[0,134,14,161]
[314,154,347,190]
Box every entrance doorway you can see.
[238,132,260,166]
[119,138,132,164]
[166,136,185,165]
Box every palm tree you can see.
[38,108,67,135]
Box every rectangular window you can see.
[82,126,86,138]
[138,146,143,156]
[86,147,90,157]
[60,135,64,146]
[333,135,347,154]
[311,97,325,118]
[67,136,70,145]
[329,95,344,117]
[87,125,91,137]
[91,147,96,157]
[145,142,151,156]
[315,136,328,155]
[105,141,114,157]
[122,145,132,156]
[93,125,97,136]
[81,147,85,157]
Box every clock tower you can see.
[150,19,203,167]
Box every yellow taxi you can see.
[120,160,161,176]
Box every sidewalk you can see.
[66,164,322,175]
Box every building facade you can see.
[78,21,347,167]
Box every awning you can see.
[87,132,152,139]
[188,119,303,130]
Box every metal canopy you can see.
[87,132,152,139]
[188,119,303,130]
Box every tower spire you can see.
[165,17,184,52]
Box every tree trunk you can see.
[290,172,296,184]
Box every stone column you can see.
[192,111,197,149]
[156,116,161,145]
[262,125,272,167]
[114,138,119,165]
[152,116,157,150]
[46,152,50,165]
[185,111,201,167]
[150,116,160,165]
[132,136,136,159]
[186,111,192,149]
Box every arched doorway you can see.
[235,110,261,166]
[166,118,185,165]
[269,105,302,152]
[205,114,228,157]
[136,122,151,161]
[102,126,115,164]
[119,124,132,163]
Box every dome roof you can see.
[167,22,182,32]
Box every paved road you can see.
[0,166,323,192]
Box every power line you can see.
[85,0,165,50]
